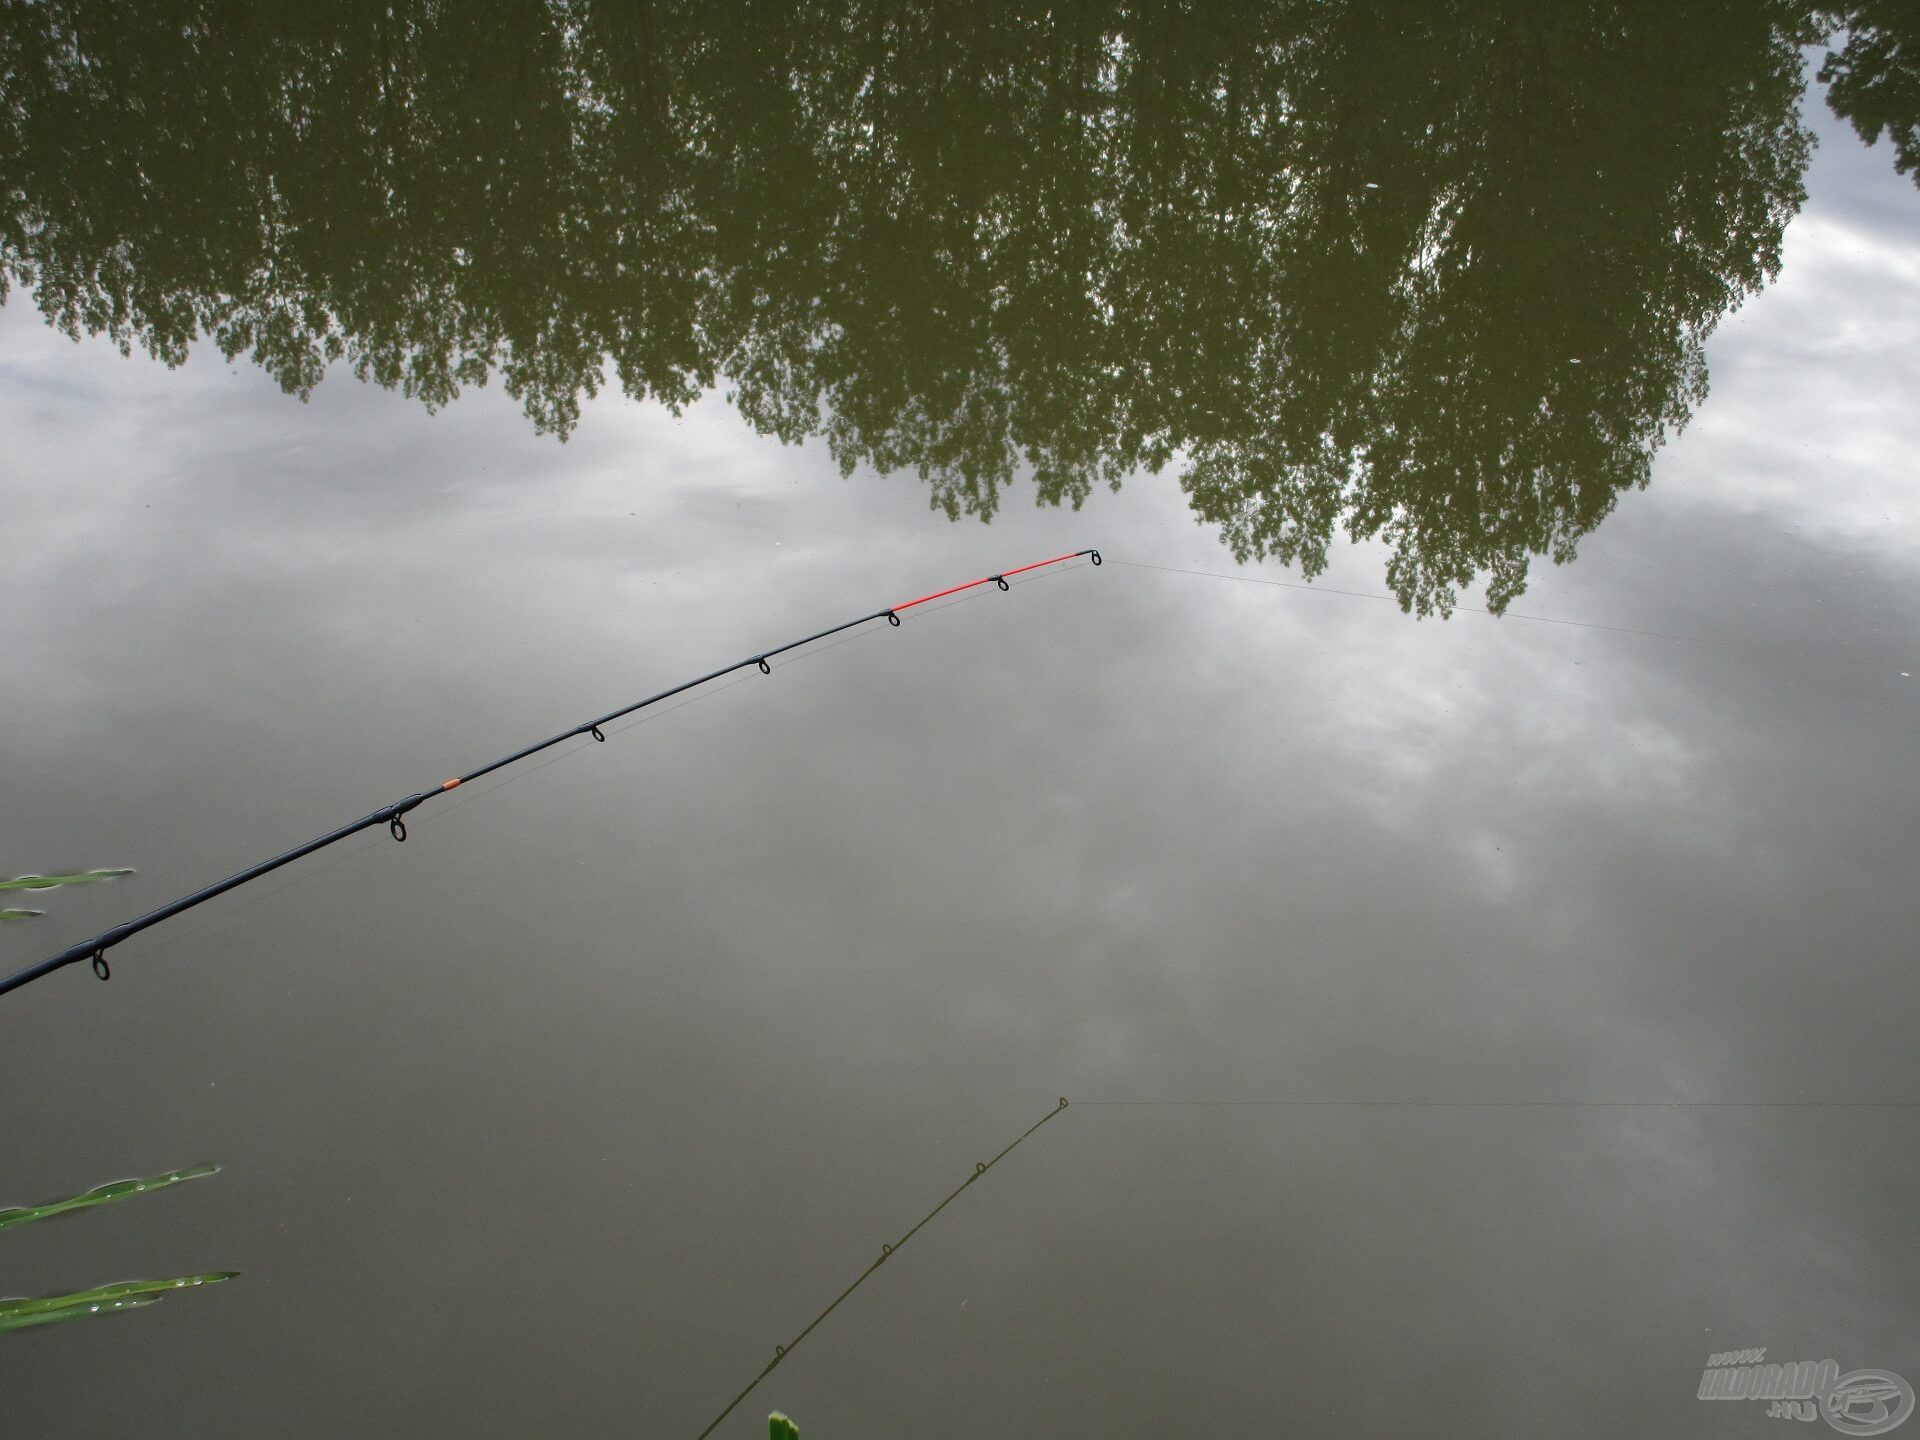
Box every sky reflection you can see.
[0,20,1917,1440]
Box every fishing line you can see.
[1117,559,1776,653]
[0,551,1100,1002]
[694,1096,1070,1440]
[1076,1100,1920,1109]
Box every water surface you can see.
[2,6,1918,1436]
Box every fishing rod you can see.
[0,549,1100,1002]
[695,1096,1070,1439]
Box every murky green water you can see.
[3,5,1917,1436]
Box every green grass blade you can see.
[0,869,134,892]
[0,1272,238,1329]
[769,1414,800,1440]
[0,1164,221,1231]
[0,1295,163,1331]
[0,908,44,921]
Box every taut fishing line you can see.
[0,550,1100,1001]
[1113,558,1742,646]
[1075,1099,1920,1109]
[694,1097,1070,1440]
[1115,559,1914,678]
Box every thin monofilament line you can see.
[1,551,1099,1001]
[1111,558,1893,660]
[694,1097,1070,1440]
[1114,558,1743,647]
[1077,1100,1920,1109]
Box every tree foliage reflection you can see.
[3,2,1889,611]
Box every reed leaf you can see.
[0,1274,236,1332]
[0,1164,221,1231]
[0,869,134,892]
[0,1296,163,1331]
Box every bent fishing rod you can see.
[0,549,1100,1002]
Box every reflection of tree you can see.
[0,1,1853,611]
[1178,2,1818,612]
[1820,4,1920,183]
